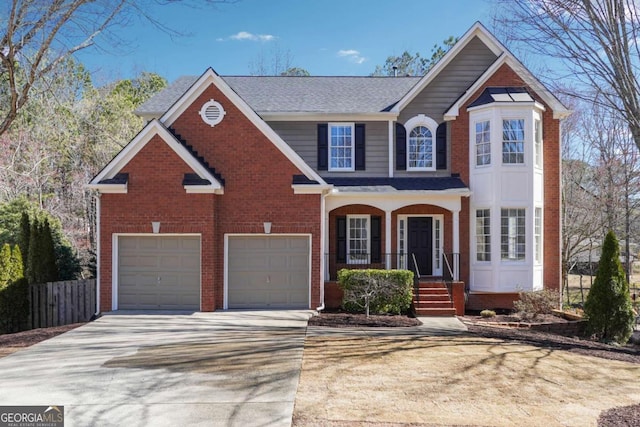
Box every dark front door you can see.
[408,217,433,277]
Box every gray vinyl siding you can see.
[268,121,390,177]
[399,36,498,124]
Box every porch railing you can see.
[442,253,460,302]
[324,252,461,282]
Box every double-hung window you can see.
[475,120,491,166]
[408,126,433,170]
[347,215,369,264]
[535,207,542,263]
[329,123,354,171]
[502,119,525,164]
[534,119,543,168]
[476,209,491,261]
[501,208,526,260]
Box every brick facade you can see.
[99,81,322,312]
[453,63,562,309]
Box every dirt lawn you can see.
[293,333,640,427]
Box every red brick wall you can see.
[100,81,322,312]
[170,84,322,309]
[451,63,562,294]
[99,135,216,311]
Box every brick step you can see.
[413,293,451,302]
[415,288,449,295]
[413,301,453,309]
[416,281,447,289]
[414,307,457,316]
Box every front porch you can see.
[321,181,470,316]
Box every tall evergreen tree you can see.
[26,218,39,284]
[584,230,635,343]
[0,243,11,289]
[10,245,23,281]
[41,219,58,283]
[18,212,30,282]
[18,212,30,267]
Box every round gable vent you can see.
[199,99,226,127]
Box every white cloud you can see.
[225,31,276,42]
[337,49,366,64]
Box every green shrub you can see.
[584,230,635,344]
[513,289,559,320]
[338,269,413,316]
[480,309,496,318]
[0,277,29,334]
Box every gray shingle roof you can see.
[136,75,421,116]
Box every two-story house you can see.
[88,22,569,315]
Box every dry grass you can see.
[293,334,640,427]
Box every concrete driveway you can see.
[0,310,313,427]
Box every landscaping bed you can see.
[0,323,84,357]
[308,312,421,328]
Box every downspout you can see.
[95,194,101,316]
[316,189,329,312]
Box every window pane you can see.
[408,126,433,169]
[476,209,491,261]
[535,120,542,168]
[348,216,369,264]
[535,207,542,263]
[501,208,525,260]
[329,124,354,170]
[475,120,491,166]
[502,119,524,164]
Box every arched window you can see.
[404,114,438,171]
[409,126,433,169]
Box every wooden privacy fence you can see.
[29,279,96,329]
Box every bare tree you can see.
[0,0,233,137]
[493,0,640,151]
[248,43,303,76]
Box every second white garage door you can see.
[227,236,310,309]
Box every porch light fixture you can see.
[263,222,272,234]
[152,222,161,234]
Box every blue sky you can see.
[76,0,493,84]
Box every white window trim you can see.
[534,207,543,264]
[397,214,444,276]
[534,117,543,169]
[404,114,438,171]
[347,214,370,264]
[474,208,491,262]
[474,119,491,167]
[500,207,526,262]
[501,117,526,165]
[328,122,355,171]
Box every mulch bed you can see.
[308,312,422,328]
[0,323,85,357]
[598,403,640,426]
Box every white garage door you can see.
[227,236,310,309]
[118,236,200,310]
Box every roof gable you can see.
[392,22,569,119]
[444,55,570,120]
[159,68,328,186]
[88,119,224,194]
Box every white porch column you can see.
[324,205,330,280]
[453,209,460,281]
[385,209,392,269]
